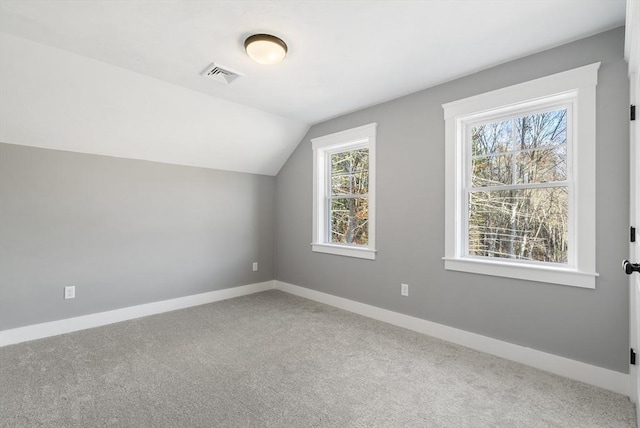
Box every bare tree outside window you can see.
[468,108,568,263]
[329,148,369,245]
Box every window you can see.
[312,123,376,260]
[443,64,600,288]
[468,106,570,263]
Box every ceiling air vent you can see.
[201,63,242,84]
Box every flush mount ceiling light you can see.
[244,34,288,65]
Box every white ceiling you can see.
[0,0,627,175]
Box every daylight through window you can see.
[467,106,570,263]
[443,63,599,288]
[312,123,376,260]
[329,148,370,245]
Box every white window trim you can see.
[311,123,377,260]
[442,63,600,289]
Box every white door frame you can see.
[624,0,639,420]
[629,70,639,418]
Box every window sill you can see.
[442,257,598,289]
[312,243,376,260]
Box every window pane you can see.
[330,197,368,245]
[471,120,512,156]
[516,146,567,184]
[331,149,369,196]
[472,154,513,187]
[468,187,568,263]
[515,108,567,150]
[330,171,368,195]
[331,149,368,174]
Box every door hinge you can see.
[631,226,636,243]
[632,104,636,121]
[632,348,637,365]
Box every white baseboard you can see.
[1,279,629,397]
[274,280,630,397]
[0,281,275,347]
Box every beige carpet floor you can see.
[0,290,636,427]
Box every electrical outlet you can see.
[64,286,75,300]
[252,262,258,272]
[401,283,409,297]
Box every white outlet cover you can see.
[252,262,258,272]
[64,286,75,299]
[401,283,409,296]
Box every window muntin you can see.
[312,123,376,260]
[464,105,572,265]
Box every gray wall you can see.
[0,143,275,330]
[275,27,630,373]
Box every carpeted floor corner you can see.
[0,290,636,427]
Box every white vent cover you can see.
[201,63,242,84]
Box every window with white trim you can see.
[443,64,600,288]
[311,123,376,260]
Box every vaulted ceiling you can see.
[0,0,627,175]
